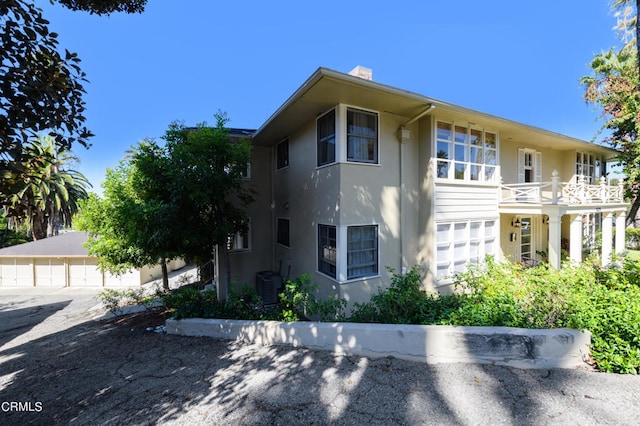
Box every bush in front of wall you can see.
[348,266,462,325]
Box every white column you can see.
[548,215,562,269]
[602,212,614,265]
[569,214,582,265]
[616,211,626,255]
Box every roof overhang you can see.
[252,67,617,159]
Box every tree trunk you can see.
[627,194,640,226]
[31,211,47,240]
[161,258,169,291]
[636,0,640,70]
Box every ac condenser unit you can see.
[255,271,282,305]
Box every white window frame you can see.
[575,151,603,184]
[317,223,380,282]
[435,219,497,285]
[228,221,251,253]
[435,119,499,183]
[346,225,379,279]
[346,107,379,164]
[517,148,541,183]
[317,109,336,167]
[318,224,337,278]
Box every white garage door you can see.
[68,258,103,287]
[0,258,33,287]
[104,270,140,287]
[34,258,66,287]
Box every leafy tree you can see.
[162,112,254,294]
[0,0,147,158]
[2,135,91,240]
[582,3,640,224]
[76,153,178,290]
[77,113,254,292]
[0,0,147,204]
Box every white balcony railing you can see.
[501,172,625,205]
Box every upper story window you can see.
[436,121,497,182]
[576,152,603,184]
[277,139,289,169]
[347,108,378,163]
[317,110,336,166]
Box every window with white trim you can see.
[317,110,336,166]
[228,221,250,252]
[436,121,498,182]
[347,225,378,279]
[576,152,603,184]
[435,219,496,283]
[347,108,378,163]
[318,224,337,278]
[318,224,379,281]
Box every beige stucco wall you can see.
[223,145,274,291]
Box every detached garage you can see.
[0,232,186,287]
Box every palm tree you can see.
[2,136,91,240]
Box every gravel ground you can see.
[1,287,640,425]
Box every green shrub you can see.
[97,287,155,314]
[162,275,346,322]
[349,266,462,325]
[626,227,640,250]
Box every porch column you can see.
[569,214,582,264]
[616,210,626,255]
[548,215,562,269]
[602,212,614,265]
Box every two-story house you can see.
[218,66,628,307]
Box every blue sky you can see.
[39,0,622,192]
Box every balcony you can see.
[501,172,625,206]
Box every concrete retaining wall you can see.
[166,318,591,369]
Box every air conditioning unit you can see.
[255,271,282,305]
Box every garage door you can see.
[104,270,140,287]
[0,258,33,286]
[34,258,66,287]
[68,258,103,286]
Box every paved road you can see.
[1,287,640,425]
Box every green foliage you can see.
[162,113,254,266]
[276,274,346,322]
[349,266,461,325]
[97,287,155,315]
[163,274,345,322]
[626,227,640,249]
[2,136,91,240]
[450,258,640,374]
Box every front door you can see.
[520,217,533,265]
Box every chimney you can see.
[348,65,372,81]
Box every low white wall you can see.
[166,319,591,369]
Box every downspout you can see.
[396,104,435,274]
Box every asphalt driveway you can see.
[1,287,640,425]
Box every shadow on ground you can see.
[2,308,640,424]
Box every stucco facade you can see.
[218,67,628,307]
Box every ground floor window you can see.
[436,219,496,282]
[347,225,378,279]
[318,223,379,281]
[228,222,251,252]
[318,224,337,278]
[277,218,290,247]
